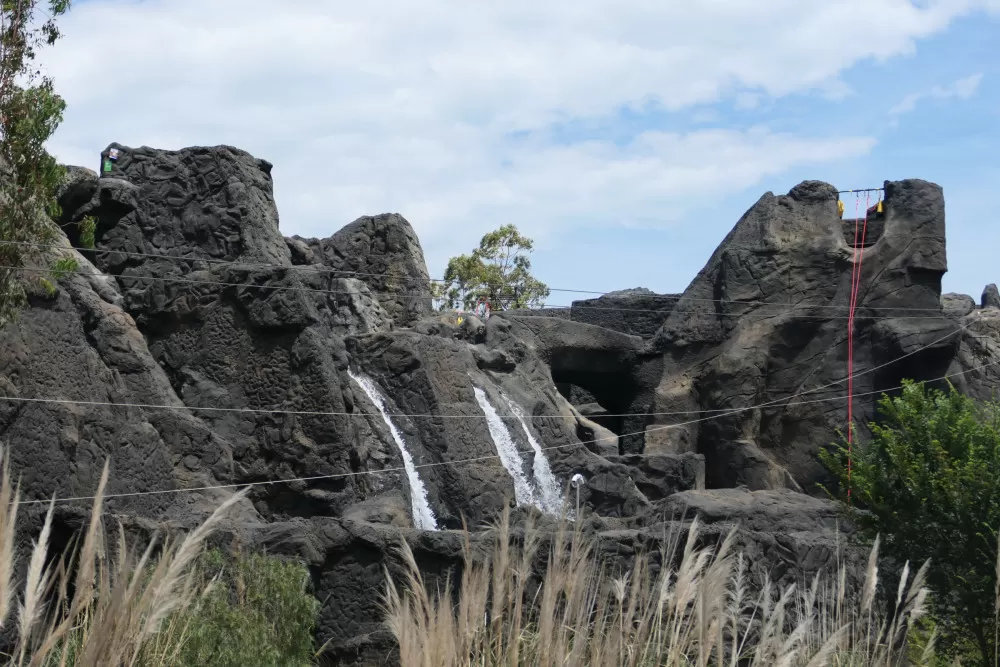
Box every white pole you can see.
[570,473,585,521]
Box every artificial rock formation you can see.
[641,179,994,492]
[983,283,1000,309]
[2,143,997,663]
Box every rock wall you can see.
[2,144,998,662]
[289,214,433,328]
[643,179,970,492]
[570,287,680,338]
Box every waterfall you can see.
[501,394,564,514]
[348,370,438,531]
[473,386,536,508]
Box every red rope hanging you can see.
[846,193,872,502]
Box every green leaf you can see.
[819,379,1000,663]
[437,225,549,312]
[0,0,72,327]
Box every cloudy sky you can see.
[40,0,999,305]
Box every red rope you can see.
[846,194,872,502]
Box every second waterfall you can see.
[473,386,563,514]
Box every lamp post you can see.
[570,473,585,520]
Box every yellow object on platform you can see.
[837,200,845,216]
[876,201,883,213]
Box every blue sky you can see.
[42,0,1000,305]
[529,12,999,300]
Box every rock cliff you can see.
[2,143,998,663]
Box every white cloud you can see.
[889,73,984,114]
[39,0,990,273]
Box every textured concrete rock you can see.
[490,314,663,453]
[570,288,680,338]
[2,151,993,661]
[650,487,866,589]
[48,145,406,526]
[942,292,976,317]
[291,214,433,327]
[247,486,862,663]
[345,328,649,526]
[0,242,256,528]
[644,179,962,493]
[983,283,1000,309]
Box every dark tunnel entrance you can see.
[548,347,654,454]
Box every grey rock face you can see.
[942,292,976,317]
[983,283,1000,309]
[570,288,681,338]
[490,313,664,454]
[291,213,433,327]
[0,243,255,528]
[644,179,963,493]
[2,150,994,661]
[245,486,863,664]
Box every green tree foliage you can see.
[820,380,1000,665]
[434,224,550,312]
[79,213,95,248]
[0,0,72,327]
[161,549,320,666]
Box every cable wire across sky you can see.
[7,317,999,506]
[0,238,990,314]
[0,315,987,420]
[11,355,1000,508]
[3,225,999,509]
[0,259,985,320]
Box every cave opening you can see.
[548,347,650,454]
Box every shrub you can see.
[0,0,73,328]
[0,444,319,666]
[0,449,247,666]
[821,380,1000,665]
[154,548,320,667]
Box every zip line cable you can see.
[845,192,872,502]
[11,353,1000,508]
[3,198,996,503]
[0,239,983,315]
[0,262,978,320]
[0,316,984,420]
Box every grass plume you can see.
[0,448,247,666]
[385,508,935,667]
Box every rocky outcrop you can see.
[983,283,1000,309]
[942,292,976,317]
[490,314,664,453]
[507,288,679,339]
[643,179,966,492]
[290,214,433,327]
[2,145,996,661]
[569,288,680,338]
[244,485,863,664]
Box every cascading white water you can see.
[501,394,564,514]
[473,386,536,508]
[348,370,438,531]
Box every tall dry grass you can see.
[385,508,936,667]
[0,449,247,666]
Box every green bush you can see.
[163,549,320,667]
[50,255,79,280]
[821,380,1000,665]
